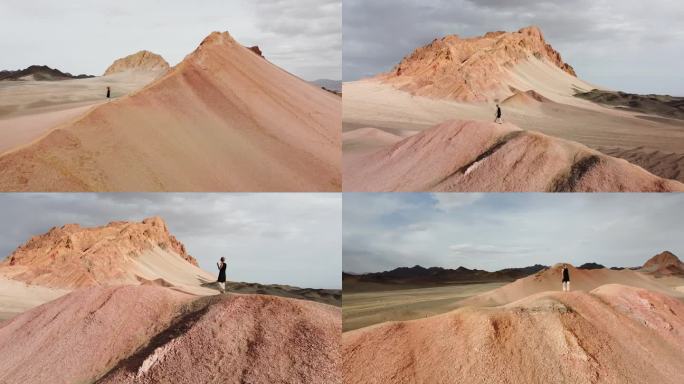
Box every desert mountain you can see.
[103,50,170,75]
[0,285,340,384]
[641,251,684,276]
[0,31,341,191]
[343,284,684,384]
[0,65,94,81]
[378,26,590,102]
[343,120,684,192]
[0,217,210,290]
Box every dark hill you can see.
[0,65,94,81]
[575,89,684,120]
[578,262,605,270]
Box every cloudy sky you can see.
[0,194,341,289]
[343,193,684,273]
[0,0,341,80]
[344,0,684,95]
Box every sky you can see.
[0,0,341,80]
[343,193,684,273]
[0,193,341,289]
[343,0,684,95]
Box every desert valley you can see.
[0,217,341,384]
[0,31,341,192]
[343,251,684,383]
[343,26,684,191]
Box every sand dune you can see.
[0,31,341,191]
[344,119,684,191]
[342,127,403,154]
[0,103,102,154]
[0,275,68,321]
[343,284,684,384]
[501,89,553,108]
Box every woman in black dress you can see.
[562,264,570,292]
[217,257,227,293]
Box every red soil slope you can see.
[99,294,341,384]
[343,120,684,192]
[0,285,193,384]
[343,284,684,384]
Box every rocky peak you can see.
[381,26,577,102]
[103,50,170,76]
[644,251,681,268]
[248,45,264,58]
[199,31,238,48]
[3,217,198,271]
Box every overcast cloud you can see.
[0,0,341,80]
[343,193,684,273]
[0,194,341,289]
[343,0,684,95]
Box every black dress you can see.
[217,262,227,282]
[562,268,570,282]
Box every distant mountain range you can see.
[344,264,548,289]
[0,65,94,81]
[344,251,682,291]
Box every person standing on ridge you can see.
[217,256,228,293]
[494,103,503,124]
[561,264,571,292]
[106,86,111,99]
